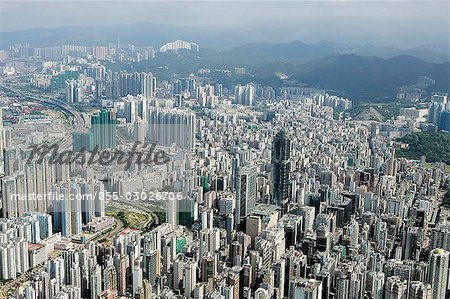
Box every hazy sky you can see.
[0,1,449,47]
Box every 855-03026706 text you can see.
[9,191,184,202]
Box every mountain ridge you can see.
[1,23,448,63]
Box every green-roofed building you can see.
[176,237,186,253]
[72,132,94,151]
[91,109,117,150]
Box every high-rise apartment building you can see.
[147,107,196,150]
[160,40,199,52]
[65,79,84,103]
[118,71,155,98]
[289,278,323,299]
[427,248,449,299]
[409,281,432,299]
[271,130,292,213]
[91,109,117,150]
[428,94,448,128]
[438,111,450,132]
[384,276,408,299]
[235,84,255,106]
[235,165,257,226]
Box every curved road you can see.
[0,80,86,297]
[0,79,163,297]
[0,84,85,129]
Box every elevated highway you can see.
[0,84,85,129]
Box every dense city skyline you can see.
[0,1,449,299]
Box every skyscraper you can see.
[428,94,448,128]
[427,248,449,299]
[118,71,155,98]
[271,130,291,213]
[438,111,450,133]
[91,109,117,150]
[234,84,255,106]
[123,95,148,124]
[147,107,196,150]
[159,40,199,52]
[65,79,84,103]
[409,281,432,299]
[289,278,323,299]
[430,223,450,251]
[235,165,257,227]
[52,181,82,237]
[384,276,408,299]
[174,78,196,95]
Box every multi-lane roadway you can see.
[0,83,85,129]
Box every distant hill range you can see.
[1,22,449,63]
[1,22,449,101]
[292,54,449,101]
[127,50,449,102]
[217,40,450,65]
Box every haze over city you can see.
[0,1,449,299]
[1,1,449,48]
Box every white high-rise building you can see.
[125,97,137,124]
[366,271,385,299]
[289,278,322,299]
[65,79,84,103]
[147,107,196,149]
[123,95,148,124]
[48,257,65,285]
[1,173,27,219]
[384,276,407,299]
[160,40,199,52]
[427,248,449,299]
[0,218,33,280]
[409,281,432,299]
[90,265,102,298]
[0,242,17,279]
[234,84,255,106]
[428,94,448,127]
[183,261,197,297]
[52,181,82,237]
[288,278,322,299]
